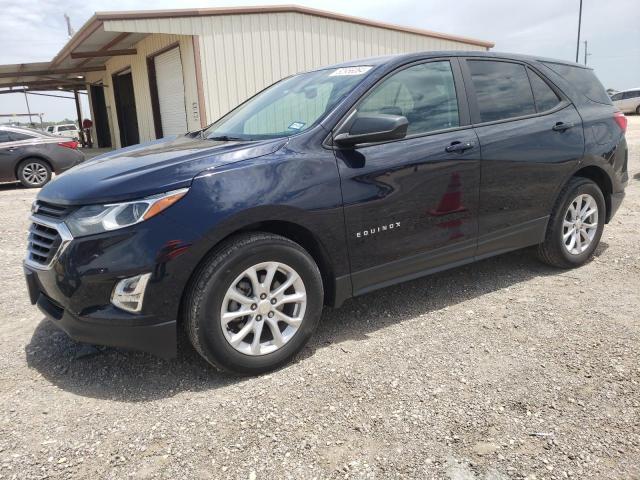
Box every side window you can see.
[358,61,460,135]
[9,132,32,141]
[611,93,622,101]
[623,91,640,99]
[0,132,10,143]
[528,69,561,112]
[467,60,536,122]
[542,62,612,105]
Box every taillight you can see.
[58,140,78,150]
[614,111,627,134]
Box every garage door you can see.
[154,47,188,136]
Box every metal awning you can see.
[0,21,148,92]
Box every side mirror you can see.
[334,114,408,148]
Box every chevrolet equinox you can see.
[24,52,628,374]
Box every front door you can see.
[461,58,585,256]
[335,59,481,294]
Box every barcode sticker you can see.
[329,66,373,76]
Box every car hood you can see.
[38,135,287,205]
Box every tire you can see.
[537,177,605,268]
[17,158,51,188]
[184,232,324,375]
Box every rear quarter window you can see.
[543,62,612,105]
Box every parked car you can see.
[611,88,640,114]
[24,52,628,374]
[45,123,81,140]
[0,126,84,187]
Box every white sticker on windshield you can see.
[329,66,373,76]
[288,122,305,131]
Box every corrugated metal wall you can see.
[105,12,487,128]
[86,33,200,148]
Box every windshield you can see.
[204,66,373,141]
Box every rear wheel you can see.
[184,232,323,374]
[18,158,51,188]
[537,177,605,268]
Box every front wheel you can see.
[184,232,324,375]
[538,177,605,268]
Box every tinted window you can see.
[622,90,640,99]
[611,93,623,101]
[9,132,32,141]
[358,61,459,135]
[528,69,561,112]
[59,125,76,131]
[468,60,536,122]
[0,131,10,143]
[543,62,612,105]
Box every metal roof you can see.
[0,5,494,92]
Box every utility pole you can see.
[583,40,590,65]
[64,13,74,38]
[576,0,583,63]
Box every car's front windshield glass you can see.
[203,66,373,141]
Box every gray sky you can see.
[1,0,638,122]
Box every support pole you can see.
[23,91,33,126]
[73,88,85,147]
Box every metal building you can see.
[0,6,493,149]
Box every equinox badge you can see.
[356,222,401,238]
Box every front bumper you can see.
[25,267,176,358]
[23,204,209,359]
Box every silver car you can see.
[611,88,640,115]
[0,126,85,188]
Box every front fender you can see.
[164,148,350,279]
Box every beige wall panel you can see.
[105,13,488,129]
[90,32,200,148]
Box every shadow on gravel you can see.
[25,243,607,402]
[0,182,23,191]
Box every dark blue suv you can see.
[24,52,628,374]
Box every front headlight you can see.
[65,188,188,237]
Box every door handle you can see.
[552,121,575,132]
[445,141,475,153]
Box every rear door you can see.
[460,58,585,257]
[335,58,481,294]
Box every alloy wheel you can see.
[562,193,598,255]
[220,261,307,356]
[22,163,48,186]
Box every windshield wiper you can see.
[208,135,245,142]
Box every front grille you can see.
[27,221,62,267]
[33,200,74,219]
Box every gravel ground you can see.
[0,117,639,480]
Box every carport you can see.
[0,62,92,143]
